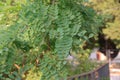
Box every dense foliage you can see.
[0,0,26,29]
[0,0,103,80]
[91,0,120,48]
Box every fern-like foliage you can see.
[0,0,103,80]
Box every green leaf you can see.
[78,30,87,37]
[89,33,94,38]
[55,36,72,55]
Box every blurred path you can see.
[110,52,120,80]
